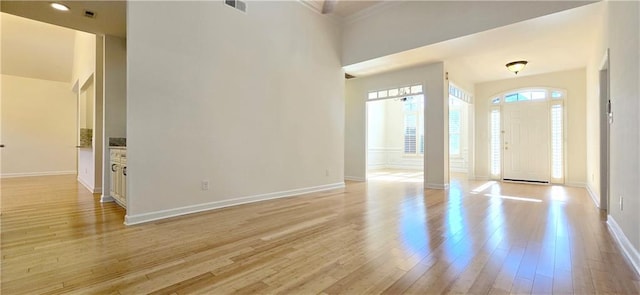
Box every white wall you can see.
[101,35,127,202]
[0,75,77,177]
[345,63,447,187]
[72,32,96,87]
[474,69,587,185]
[126,1,344,223]
[605,0,640,264]
[72,31,102,193]
[585,3,607,207]
[342,1,594,65]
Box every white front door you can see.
[502,101,550,182]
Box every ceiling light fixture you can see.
[506,60,528,75]
[50,3,70,11]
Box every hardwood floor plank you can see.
[2,174,639,294]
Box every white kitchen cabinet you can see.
[110,148,127,208]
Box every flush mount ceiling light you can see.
[506,60,528,75]
[50,3,70,11]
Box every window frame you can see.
[402,95,425,156]
[366,84,425,157]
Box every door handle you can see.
[0,144,4,148]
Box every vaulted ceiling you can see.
[1,13,76,82]
[0,0,126,38]
[343,1,604,85]
[302,0,385,17]
[1,1,604,87]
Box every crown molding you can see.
[343,1,403,25]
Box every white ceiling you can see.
[1,13,76,82]
[302,0,387,18]
[0,0,126,38]
[333,0,384,17]
[1,1,603,86]
[343,1,604,85]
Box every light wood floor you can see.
[2,175,639,294]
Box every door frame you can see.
[489,88,567,184]
[364,84,426,180]
[599,49,610,212]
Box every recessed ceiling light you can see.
[50,3,70,11]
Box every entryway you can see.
[490,88,565,184]
[366,84,425,181]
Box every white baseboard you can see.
[585,183,600,208]
[1,170,76,178]
[425,183,449,190]
[124,182,346,226]
[100,194,115,203]
[385,165,423,170]
[77,177,102,194]
[564,181,586,187]
[77,176,93,192]
[345,176,365,182]
[473,176,491,181]
[607,216,640,276]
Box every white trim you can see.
[607,216,640,276]
[100,194,115,203]
[345,176,365,182]
[77,177,102,194]
[586,183,600,208]
[77,177,93,193]
[367,147,402,152]
[124,182,346,225]
[425,183,449,190]
[1,170,76,178]
[385,165,422,170]
[564,181,586,187]
[600,48,610,71]
[295,0,341,23]
[343,1,403,24]
[473,176,491,181]
[563,182,600,208]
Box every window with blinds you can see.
[490,109,501,176]
[403,95,424,155]
[449,109,461,155]
[551,104,563,179]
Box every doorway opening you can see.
[366,84,425,182]
[489,88,566,184]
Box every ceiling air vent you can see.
[84,10,96,18]
[224,0,247,13]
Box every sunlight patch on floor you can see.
[483,193,543,203]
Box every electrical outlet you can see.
[201,180,210,191]
[619,195,623,211]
